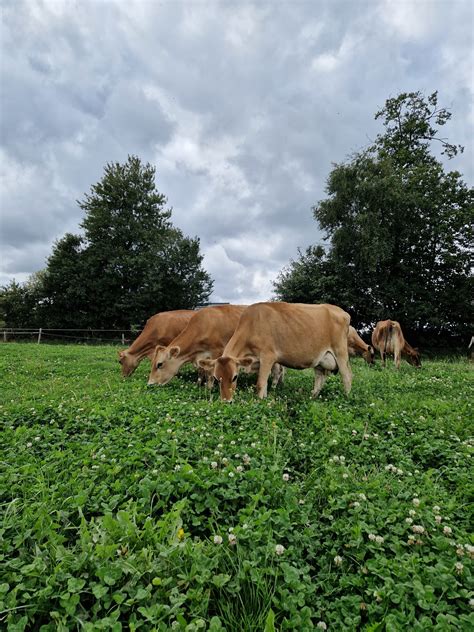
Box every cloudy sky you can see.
[1,0,473,305]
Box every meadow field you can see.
[1,343,473,631]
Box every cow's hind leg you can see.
[271,363,284,388]
[312,368,328,397]
[334,348,352,395]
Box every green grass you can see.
[1,343,473,631]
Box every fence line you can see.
[1,328,137,345]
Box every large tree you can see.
[274,92,473,342]
[2,156,213,329]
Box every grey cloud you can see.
[1,0,472,304]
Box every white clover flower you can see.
[191,426,196,432]
[167,428,173,434]
[469,598,474,608]
[352,429,358,435]
[406,517,413,524]
[228,472,235,478]
[316,622,327,630]
[205,432,211,437]
[342,473,348,479]
[443,526,452,536]
[251,442,256,448]
[34,436,40,441]
[456,547,465,556]
[174,465,181,471]
[299,499,305,505]
[275,544,285,555]
[373,433,379,439]
[328,457,334,463]
[214,450,220,456]
[222,457,228,465]
[202,456,208,462]
[26,442,32,448]
[228,533,237,546]
[465,544,474,554]
[396,468,403,475]
[409,509,416,517]
[219,435,224,440]
[243,454,250,464]
[433,505,441,514]
[339,456,346,463]
[332,439,337,444]
[230,440,236,445]
[236,465,243,473]
[152,469,158,475]
[375,535,384,544]
[282,473,290,481]
[211,461,218,469]
[363,433,370,440]
[368,533,376,541]
[412,525,425,534]
[228,527,234,532]
[234,453,240,459]
[217,443,223,448]
[334,555,343,566]
[332,455,339,462]
[213,535,223,545]
[242,523,248,530]
[435,515,442,524]
[353,501,360,508]
[412,498,420,507]
[359,493,367,501]
[455,561,464,574]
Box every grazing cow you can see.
[371,320,421,368]
[199,302,352,402]
[118,310,194,377]
[348,326,375,364]
[147,305,248,387]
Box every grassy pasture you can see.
[0,343,473,631]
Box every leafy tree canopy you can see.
[274,92,473,343]
[1,156,213,330]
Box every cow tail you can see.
[383,322,392,355]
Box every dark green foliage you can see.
[274,92,474,341]
[1,156,213,329]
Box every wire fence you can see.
[0,328,137,345]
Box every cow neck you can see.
[127,335,157,360]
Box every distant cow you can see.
[199,302,352,402]
[348,326,375,364]
[371,320,421,368]
[147,305,248,387]
[118,310,194,377]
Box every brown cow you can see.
[199,302,352,401]
[147,305,248,387]
[371,320,421,368]
[348,326,375,364]
[118,310,194,377]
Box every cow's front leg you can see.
[256,357,274,399]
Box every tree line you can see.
[1,92,472,345]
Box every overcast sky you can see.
[1,0,473,305]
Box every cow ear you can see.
[237,356,256,369]
[169,346,181,359]
[197,358,216,371]
[118,350,124,358]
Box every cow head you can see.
[364,345,375,365]
[147,345,181,385]
[408,348,422,368]
[118,350,139,377]
[199,356,256,402]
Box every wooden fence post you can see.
[37,328,42,344]
[3,330,6,342]
[121,333,125,345]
